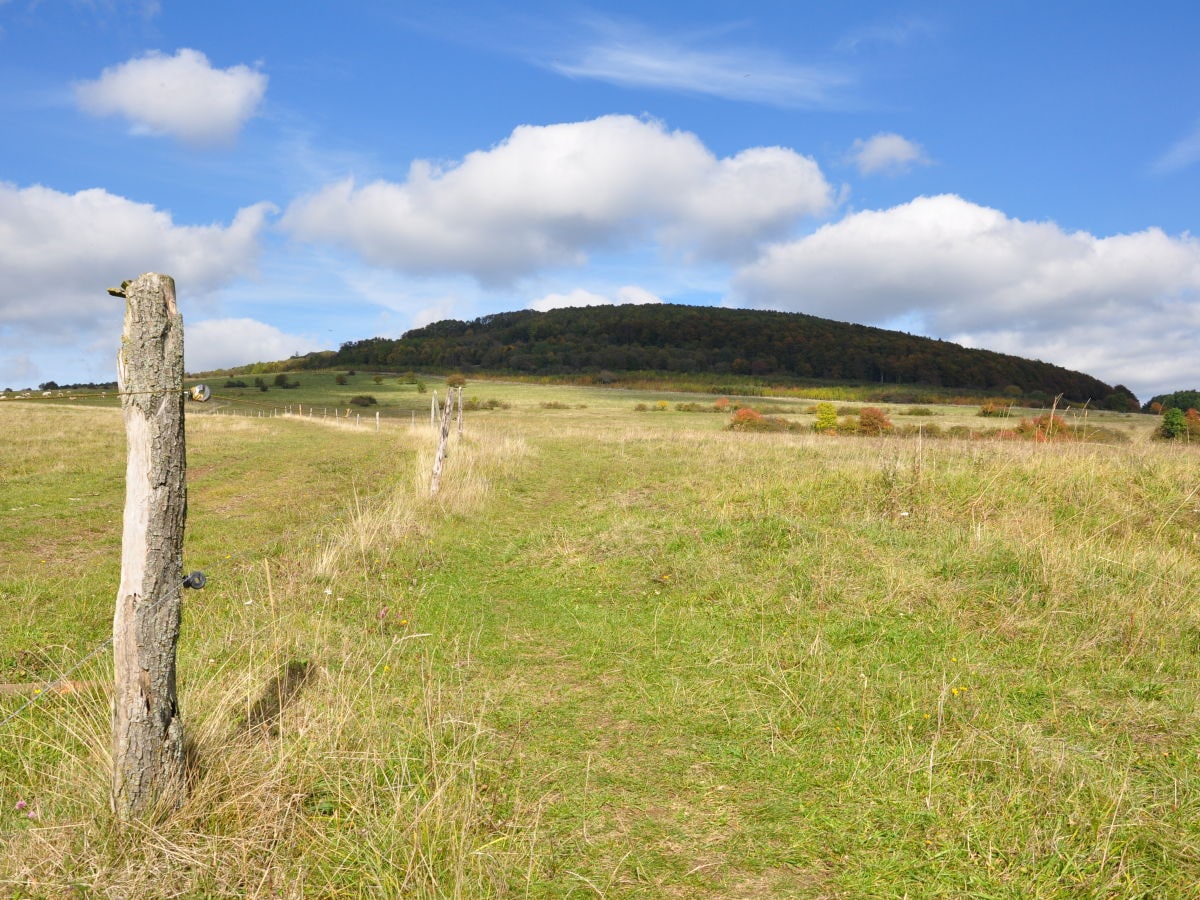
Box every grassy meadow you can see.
[1,376,1198,897]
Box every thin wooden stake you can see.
[111,272,187,820]
[430,390,454,496]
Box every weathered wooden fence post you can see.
[430,389,454,496]
[456,386,464,437]
[111,273,187,819]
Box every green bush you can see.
[1160,407,1188,440]
[814,402,838,433]
[349,395,377,407]
[224,379,248,388]
[335,374,348,386]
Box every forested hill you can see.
[312,304,1136,407]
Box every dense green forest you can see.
[292,304,1137,407]
[1144,389,1200,413]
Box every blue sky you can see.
[2,1,1198,402]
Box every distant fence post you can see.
[110,272,187,820]
[430,390,454,496]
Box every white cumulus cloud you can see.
[529,285,662,312]
[185,319,322,373]
[848,132,930,176]
[282,115,832,284]
[0,181,272,381]
[733,194,1200,399]
[74,48,267,145]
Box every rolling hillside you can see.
[294,304,1137,408]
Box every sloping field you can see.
[1,386,1198,897]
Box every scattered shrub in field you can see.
[946,425,973,439]
[1159,407,1188,440]
[540,401,570,409]
[857,407,894,435]
[446,373,467,388]
[978,400,1012,417]
[897,422,942,438]
[1162,406,1200,440]
[253,376,268,392]
[274,373,299,389]
[728,408,805,433]
[223,379,248,388]
[836,418,860,435]
[349,395,377,406]
[836,405,862,417]
[416,380,427,393]
[464,397,510,411]
[730,407,765,430]
[634,403,649,411]
[713,397,731,412]
[335,374,348,386]
[655,400,669,411]
[373,375,384,384]
[902,407,934,416]
[1014,413,1069,441]
[814,402,838,433]
[399,371,417,384]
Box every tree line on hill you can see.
[290,304,1136,408]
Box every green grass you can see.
[1,386,1196,897]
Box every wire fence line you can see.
[2,389,447,431]
[0,393,463,733]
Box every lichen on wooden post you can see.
[111,272,188,819]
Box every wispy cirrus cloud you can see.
[1150,121,1200,175]
[835,16,935,53]
[545,19,851,108]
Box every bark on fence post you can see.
[456,386,464,437]
[111,272,187,820]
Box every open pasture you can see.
[1,381,1197,897]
